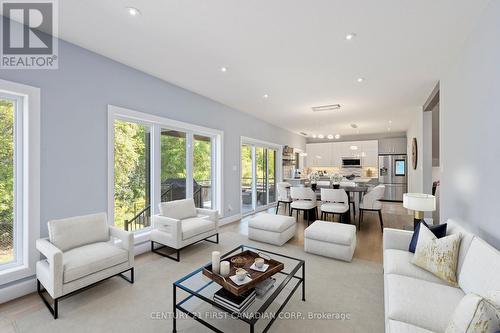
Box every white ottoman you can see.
[304,221,357,262]
[248,213,296,246]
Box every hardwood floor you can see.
[0,201,412,330]
[228,201,413,263]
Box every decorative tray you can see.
[202,250,284,296]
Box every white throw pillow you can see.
[412,223,461,286]
[445,293,500,333]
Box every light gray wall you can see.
[0,38,305,236]
[440,1,500,248]
[406,107,424,194]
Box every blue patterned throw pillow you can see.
[408,220,447,253]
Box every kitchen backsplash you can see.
[305,166,378,178]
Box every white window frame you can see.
[240,137,282,216]
[0,79,40,284]
[107,105,223,238]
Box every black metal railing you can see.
[124,180,212,231]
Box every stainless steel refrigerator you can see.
[378,154,407,201]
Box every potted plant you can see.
[308,172,320,191]
[330,173,343,189]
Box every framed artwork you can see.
[412,138,418,170]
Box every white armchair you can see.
[36,212,134,319]
[150,198,219,261]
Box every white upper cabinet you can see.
[305,140,379,168]
[378,138,407,154]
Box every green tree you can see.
[0,99,14,262]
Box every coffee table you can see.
[173,244,305,333]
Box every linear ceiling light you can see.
[311,104,341,112]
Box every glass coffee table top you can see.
[173,244,305,333]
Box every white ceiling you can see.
[57,0,488,137]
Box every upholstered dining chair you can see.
[320,188,350,223]
[275,182,292,215]
[290,187,318,225]
[358,184,386,231]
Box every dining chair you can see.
[358,185,386,231]
[290,187,318,225]
[320,188,350,223]
[275,182,292,215]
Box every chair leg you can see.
[378,210,384,231]
[38,280,59,319]
[288,203,292,216]
[151,241,180,262]
[275,201,280,214]
[359,209,363,230]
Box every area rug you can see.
[13,230,384,333]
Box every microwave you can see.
[341,157,362,168]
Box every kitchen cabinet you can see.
[306,143,332,167]
[378,138,407,154]
[305,140,379,168]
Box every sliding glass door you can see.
[193,134,213,209]
[241,145,253,214]
[160,129,187,203]
[241,142,280,215]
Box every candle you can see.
[212,251,221,274]
[220,261,230,276]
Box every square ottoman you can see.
[304,221,357,262]
[248,213,296,246]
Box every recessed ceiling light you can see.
[387,127,392,132]
[126,7,141,16]
[345,33,357,40]
[388,120,392,124]
[318,134,324,139]
[262,94,269,99]
[220,67,228,72]
[312,134,317,139]
[335,134,341,139]
[350,145,359,151]
[357,77,364,83]
[327,134,334,140]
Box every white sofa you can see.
[36,212,134,319]
[151,198,219,261]
[383,219,500,333]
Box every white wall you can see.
[406,108,424,193]
[440,1,500,247]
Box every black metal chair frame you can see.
[290,206,319,226]
[358,208,384,231]
[37,267,134,319]
[275,200,292,215]
[320,209,350,224]
[151,233,219,262]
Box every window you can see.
[0,97,16,266]
[108,105,222,233]
[113,120,151,231]
[0,79,40,283]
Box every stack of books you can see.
[255,277,276,296]
[213,288,256,314]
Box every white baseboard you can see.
[0,277,37,304]
[219,213,241,226]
